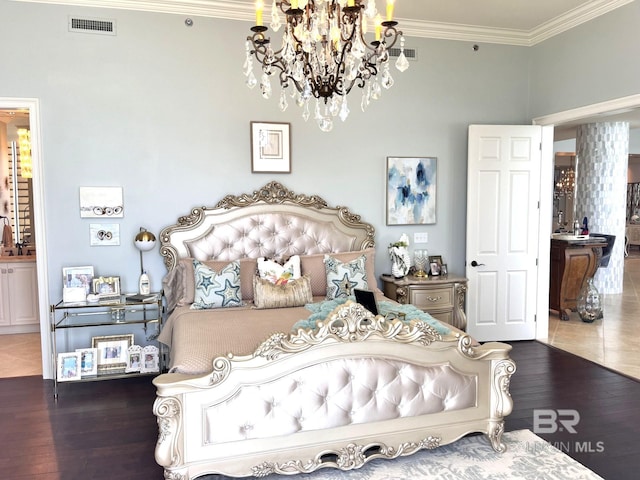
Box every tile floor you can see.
[1,259,639,380]
[541,256,640,380]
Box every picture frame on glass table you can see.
[140,345,160,373]
[75,347,98,377]
[125,345,143,373]
[92,276,121,300]
[57,352,82,382]
[92,334,134,373]
[62,265,94,303]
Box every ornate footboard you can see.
[153,302,516,480]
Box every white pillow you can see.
[257,255,301,285]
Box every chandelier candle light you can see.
[245,0,409,132]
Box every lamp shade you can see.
[134,228,156,252]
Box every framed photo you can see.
[92,334,134,372]
[63,266,94,293]
[440,263,448,276]
[250,121,291,173]
[92,276,121,299]
[125,345,142,373]
[429,255,443,276]
[141,345,160,373]
[429,262,441,276]
[57,352,82,382]
[75,347,98,377]
[386,157,437,225]
[79,186,124,218]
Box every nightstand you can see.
[50,293,163,398]
[380,274,468,330]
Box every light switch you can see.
[414,232,429,243]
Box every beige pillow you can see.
[299,248,377,297]
[253,275,313,309]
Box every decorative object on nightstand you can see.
[388,233,410,278]
[413,249,428,277]
[134,227,156,294]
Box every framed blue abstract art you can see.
[386,157,437,225]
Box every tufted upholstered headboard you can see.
[159,181,375,272]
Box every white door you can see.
[466,125,546,341]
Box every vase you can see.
[576,278,603,323]
[389,247,410,278]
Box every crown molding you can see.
[12,0,634,46]
[533,94,640,127]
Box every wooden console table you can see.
[549,237,607,320]
[380,274,467,331]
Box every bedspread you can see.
[159,301,322,374]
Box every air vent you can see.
[69,16,116,35]
[388,47,417,61]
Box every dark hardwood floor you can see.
[1,341,638,480]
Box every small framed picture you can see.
[125,345,142,373]
[141,345,160,373]
[429,262,441,276]
[92,334,134,373]
[75,348,98,377]
[63,266,94,295]
[57,352,82,382]
[428,255,443,267]
[440,264,448,276]
[92,276,121,299]
[250,121,291,173]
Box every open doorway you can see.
[534,94,640,379]
[0,97,51,379]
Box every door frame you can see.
[533,94,640,340]
[0,97,51,378]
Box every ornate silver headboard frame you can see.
[159,181,376,271]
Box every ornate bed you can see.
[152,182,516,480]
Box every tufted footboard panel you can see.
[205,358,477,445]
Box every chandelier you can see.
[555,168,575,198]
[244,0,409,132]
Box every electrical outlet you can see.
[414,232,429,243]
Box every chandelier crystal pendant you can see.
[244,0,409,132]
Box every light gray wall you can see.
[0,1,531,300]
[528,2,640,119]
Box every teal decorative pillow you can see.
[324,253,369,300]
[190,260,243,310]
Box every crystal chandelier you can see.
[555,168,575,198]
[244,0,409,132]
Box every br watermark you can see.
[534,409,580,434]
[531,409,605,454]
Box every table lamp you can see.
[134,227,156,294]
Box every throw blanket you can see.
[293,297,450,335]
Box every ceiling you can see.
[7,0,639,136]
[14,0,634,45]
